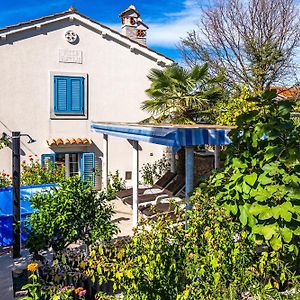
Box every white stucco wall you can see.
[0,17,172,188]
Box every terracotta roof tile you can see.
[270,86,300,99]
[47,138,92,146]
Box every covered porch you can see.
[91,122,233,227]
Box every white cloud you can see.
[107,0,202,49]
[148,0,202,48]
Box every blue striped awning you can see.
[91,123,233,149]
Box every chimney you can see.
[119,5,149,46]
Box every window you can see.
[125,171,132,180]
[41,152,95,185]
[130,17,135,25]
[51,73,88,120]
[54,76,84,114]
[137,29,146,37]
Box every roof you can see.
[91,122,233,149]
[137,18,149,29]
[119,5,140,17]
[0,7,173,63]
[47,137,91,146]
[270,86,300,99]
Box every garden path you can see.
[0,249,30,300]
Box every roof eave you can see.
[0,10,173,64]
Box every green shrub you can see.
[85,199,298,299]
[21,157,65,186]
[202,90,300,270]
[106,170,126,200]
[0,132,9,149]
[0,171,11,188]
[214,86,256,125]
[26,176,118,257]
[140,154,170,185]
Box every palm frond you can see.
[140,98,169,114]
[190,63,208,82]
[141,62,224,124]
[200,87,223,101]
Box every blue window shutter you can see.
[81,152,95,185]
[41,154,56,167]
[70,77,84,113]
[54,77,68,112]
[54,76,84,114]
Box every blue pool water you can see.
[0,184,55,246]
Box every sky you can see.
[0,0,202,61]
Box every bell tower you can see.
[119,5,149,46]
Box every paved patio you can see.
[0,199,133,299]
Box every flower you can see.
[60,285,74,293]
[233,233,241,242]
[30,157,34,161]
[2,173,6,177]
[75,287,86,297]
[27,262,39,272]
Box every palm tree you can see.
[141,63,224,124]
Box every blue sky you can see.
[0,0,202,61]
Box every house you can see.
[0,5,173,188]
[270,86,300,100]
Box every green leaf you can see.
[249,203,268,216]
[244,173,257,186]
[253,189,270,201]
[294,227,300,236]
[281,210,292,222]
[224,203,238,215]
[242,181,251,194]
[270,235,282,251]
[61,254,66,264]
[281,227,293,243]
[271,206,281,219]
[232,158,247,169]
[125,270,134,279]
[258,209,273,220]
[261,224,277,241]
[239,205,248,226]
[257,173,273,185]
[213,272,221,286]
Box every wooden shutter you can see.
[54,77,68,112]
[81,152,95,185]
[54,76,84,114]
[70,77,84,113]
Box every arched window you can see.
[130,17,135,25]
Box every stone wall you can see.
[194,152,215,183]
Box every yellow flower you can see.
[27,262,39,272]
